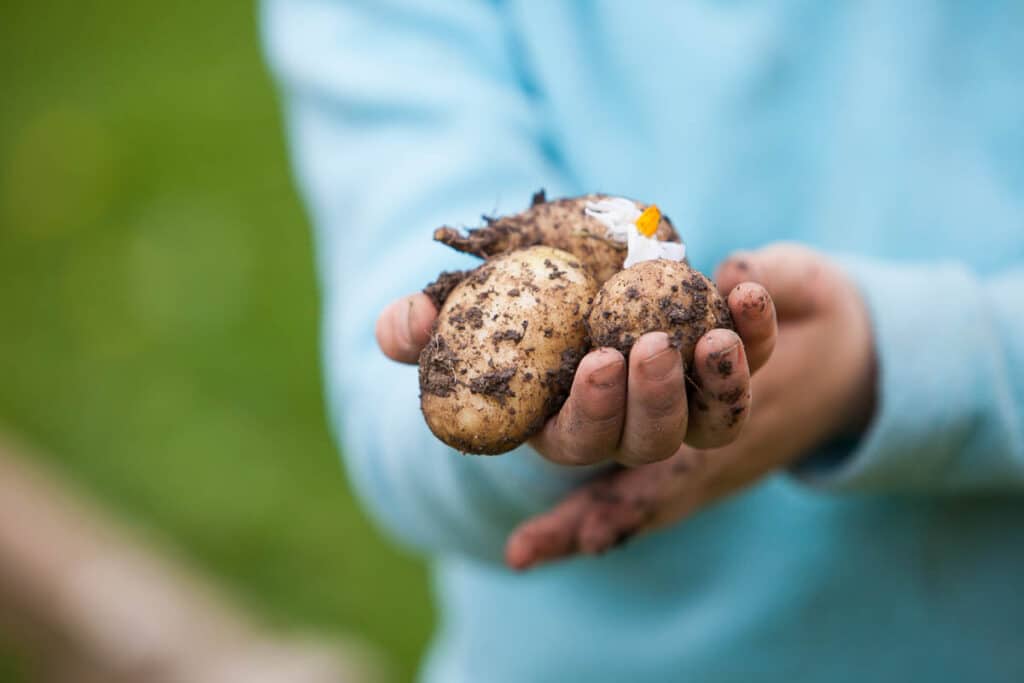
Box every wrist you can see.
[836,279,879,440]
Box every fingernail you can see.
[731,254,758,280]
[589,357,624,388]
[640,339,678,381]
[391,299,415,351]
[407,297,431,345]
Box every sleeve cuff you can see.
[792,255,991,493]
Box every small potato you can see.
[420,246,598,454]
[433,192,679,285]
[587,259,734,369]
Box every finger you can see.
[726,282,777,373]
[578,451,709,554]
[715,244,825,319]
[617,332,688,467]
[509,450,712,568]
[530,348,626,466]
[551,456,690,558]
[375,293,437,364]
[576,480,657,555]
[506,489,592,570]
[684,328,751,449]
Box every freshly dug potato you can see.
[587,259,734,369]
[420,246,598,454]
[433,191,679,285]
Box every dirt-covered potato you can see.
[587,259,734,369]
[433,191,679,285]
[420,246,598,454]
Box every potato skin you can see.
[587,259,734,369]
[433,193,679,285]
[420,246,598,454]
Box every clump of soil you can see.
[423,270,469,308]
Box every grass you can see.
[0,1,433,680]
[0,640,31,683]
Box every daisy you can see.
[584,197,686,268]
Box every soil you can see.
[492,328,524,346]
[543,258,566,280]
[542,347,584,414]
[423,270,469,308]
[431,192,681,285]
[717,386,746,404]
[726,403,746,428]
[448,306,484,330]
[469,366,516,404]
[418,335,458,398]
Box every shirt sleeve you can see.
[794,256,1024,493]
[260,0,603,564]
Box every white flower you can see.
[584,197,686,268]
[584,197,642,240]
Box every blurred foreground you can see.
[0,2,432,680]
[0,436,378,682]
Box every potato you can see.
[420,246,598,454]
[433,191,679,285]
[587,259,734,369]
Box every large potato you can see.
[587,259,734,369]
[420,246,597,454]
[433,192,679,285]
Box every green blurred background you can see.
[0,1,432,680]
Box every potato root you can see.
[420,246,598,454]
[587,259,734,369]
[433,192,679,285]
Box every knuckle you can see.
[641,384,683,420]
[574,393,623,426]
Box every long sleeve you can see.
[261,0,600,563]
[796,257,1024,493]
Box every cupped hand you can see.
[376,267,777,465]
[504,244,877,570]
[525,279,776,466]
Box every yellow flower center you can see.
[635,205,661,237]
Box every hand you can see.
[505,244,877,570]
[376,270,777,465]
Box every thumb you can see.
[375,293,437,364]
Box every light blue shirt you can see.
[262,2,1024,681]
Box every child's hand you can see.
[505,244,876,570]
[376,269,776,465]
[523,278,775,465]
